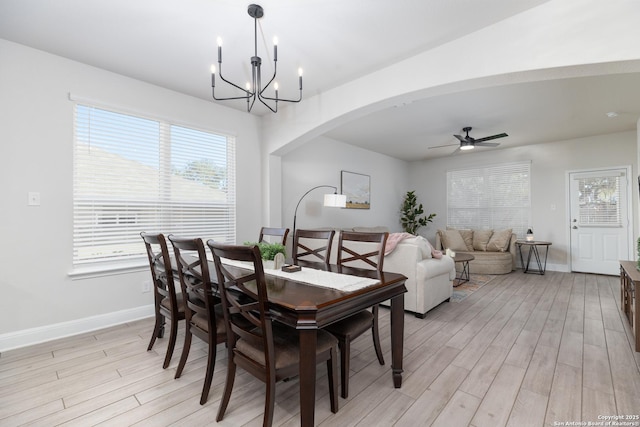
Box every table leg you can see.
[299,329,317,427]
[525,245,534,273]
[390,294,404,388]
[541,245,549,274]
[531,245,541,272]
[454,261,470,286]
[524,245,550,275]
[461,261,470,282]
[517,244,525,271]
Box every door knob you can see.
[572,226,578,229]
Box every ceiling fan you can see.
[430,126,508,152]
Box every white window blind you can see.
[73,104,236,268]
[575,174,621,226]
[447,161,531,237]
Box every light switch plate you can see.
[28,192,41,206]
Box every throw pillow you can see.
[459,229,474,251]
[486,228,513,252]
[447,227,474,250]
[473,229,493,251]
[440,229,468,252]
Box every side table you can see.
[452,253,474,286]
[515,240,551,275]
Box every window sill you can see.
[68,260,147,280]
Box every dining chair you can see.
[168,235,226,405]
[208,241,339,427]
[141,232,185,369]
[258,226,290,245]
[292,229,335,264]
[324,230,389,399]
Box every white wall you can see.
[281,136,409,237]
[0,40,262,349]
[410,131,638,272]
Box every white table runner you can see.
[222,259,379,292]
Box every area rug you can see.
[451,274,497,302]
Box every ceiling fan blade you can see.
[474,133,508,143]
[475,142,500,147]
[449,147,462,156]
[428,143,459,149]
[453,134,466,142]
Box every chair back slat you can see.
[293,229,335,264]
[140,232,177,309]
[169,236,218,330]
[208,242,276,369]
[337,231,389,271]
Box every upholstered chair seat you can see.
[237,324,338,371]
[160,293,185,313]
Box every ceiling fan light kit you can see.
[211,4,303,113]
[429,126,508,153]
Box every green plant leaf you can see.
[399,190,436,235]
[244,241,286,260]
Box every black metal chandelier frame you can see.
[211,4,302,113]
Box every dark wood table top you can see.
[515,240,552,246]
[452,253,475,263]
[220,259,408,329]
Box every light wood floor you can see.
[2,271,640,426]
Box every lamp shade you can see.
[324,193,347,208]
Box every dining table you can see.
[191,256,408,426]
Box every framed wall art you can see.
[341,170,370,209]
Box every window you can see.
[447,161,530,237]
[575,174,621,226]
[73,104,236,270]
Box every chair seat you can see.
[160,292,185,313]
[190,305,226,335]
[237,324,338,370]
[324,310,373,338]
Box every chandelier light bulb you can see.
[217,37,223,47]
[273,36,278,61]
[298,68,303,77]
[210,64,216,74]
[274,82,279,90]
[245,82,251,91]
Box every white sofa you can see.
[299,228,456,318]
[376,235,455,318]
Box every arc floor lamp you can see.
[292,185,346,238]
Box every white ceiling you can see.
[1,0,639,161]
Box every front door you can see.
[569,167,631,275]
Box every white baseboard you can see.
[0,305,155,353]
[544,263,570,273]
[515,262,569,273]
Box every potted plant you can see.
[400,190,436,235]
[244,241,286,261]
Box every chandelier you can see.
[210,4,303,113]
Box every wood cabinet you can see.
[619,261,640,352]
